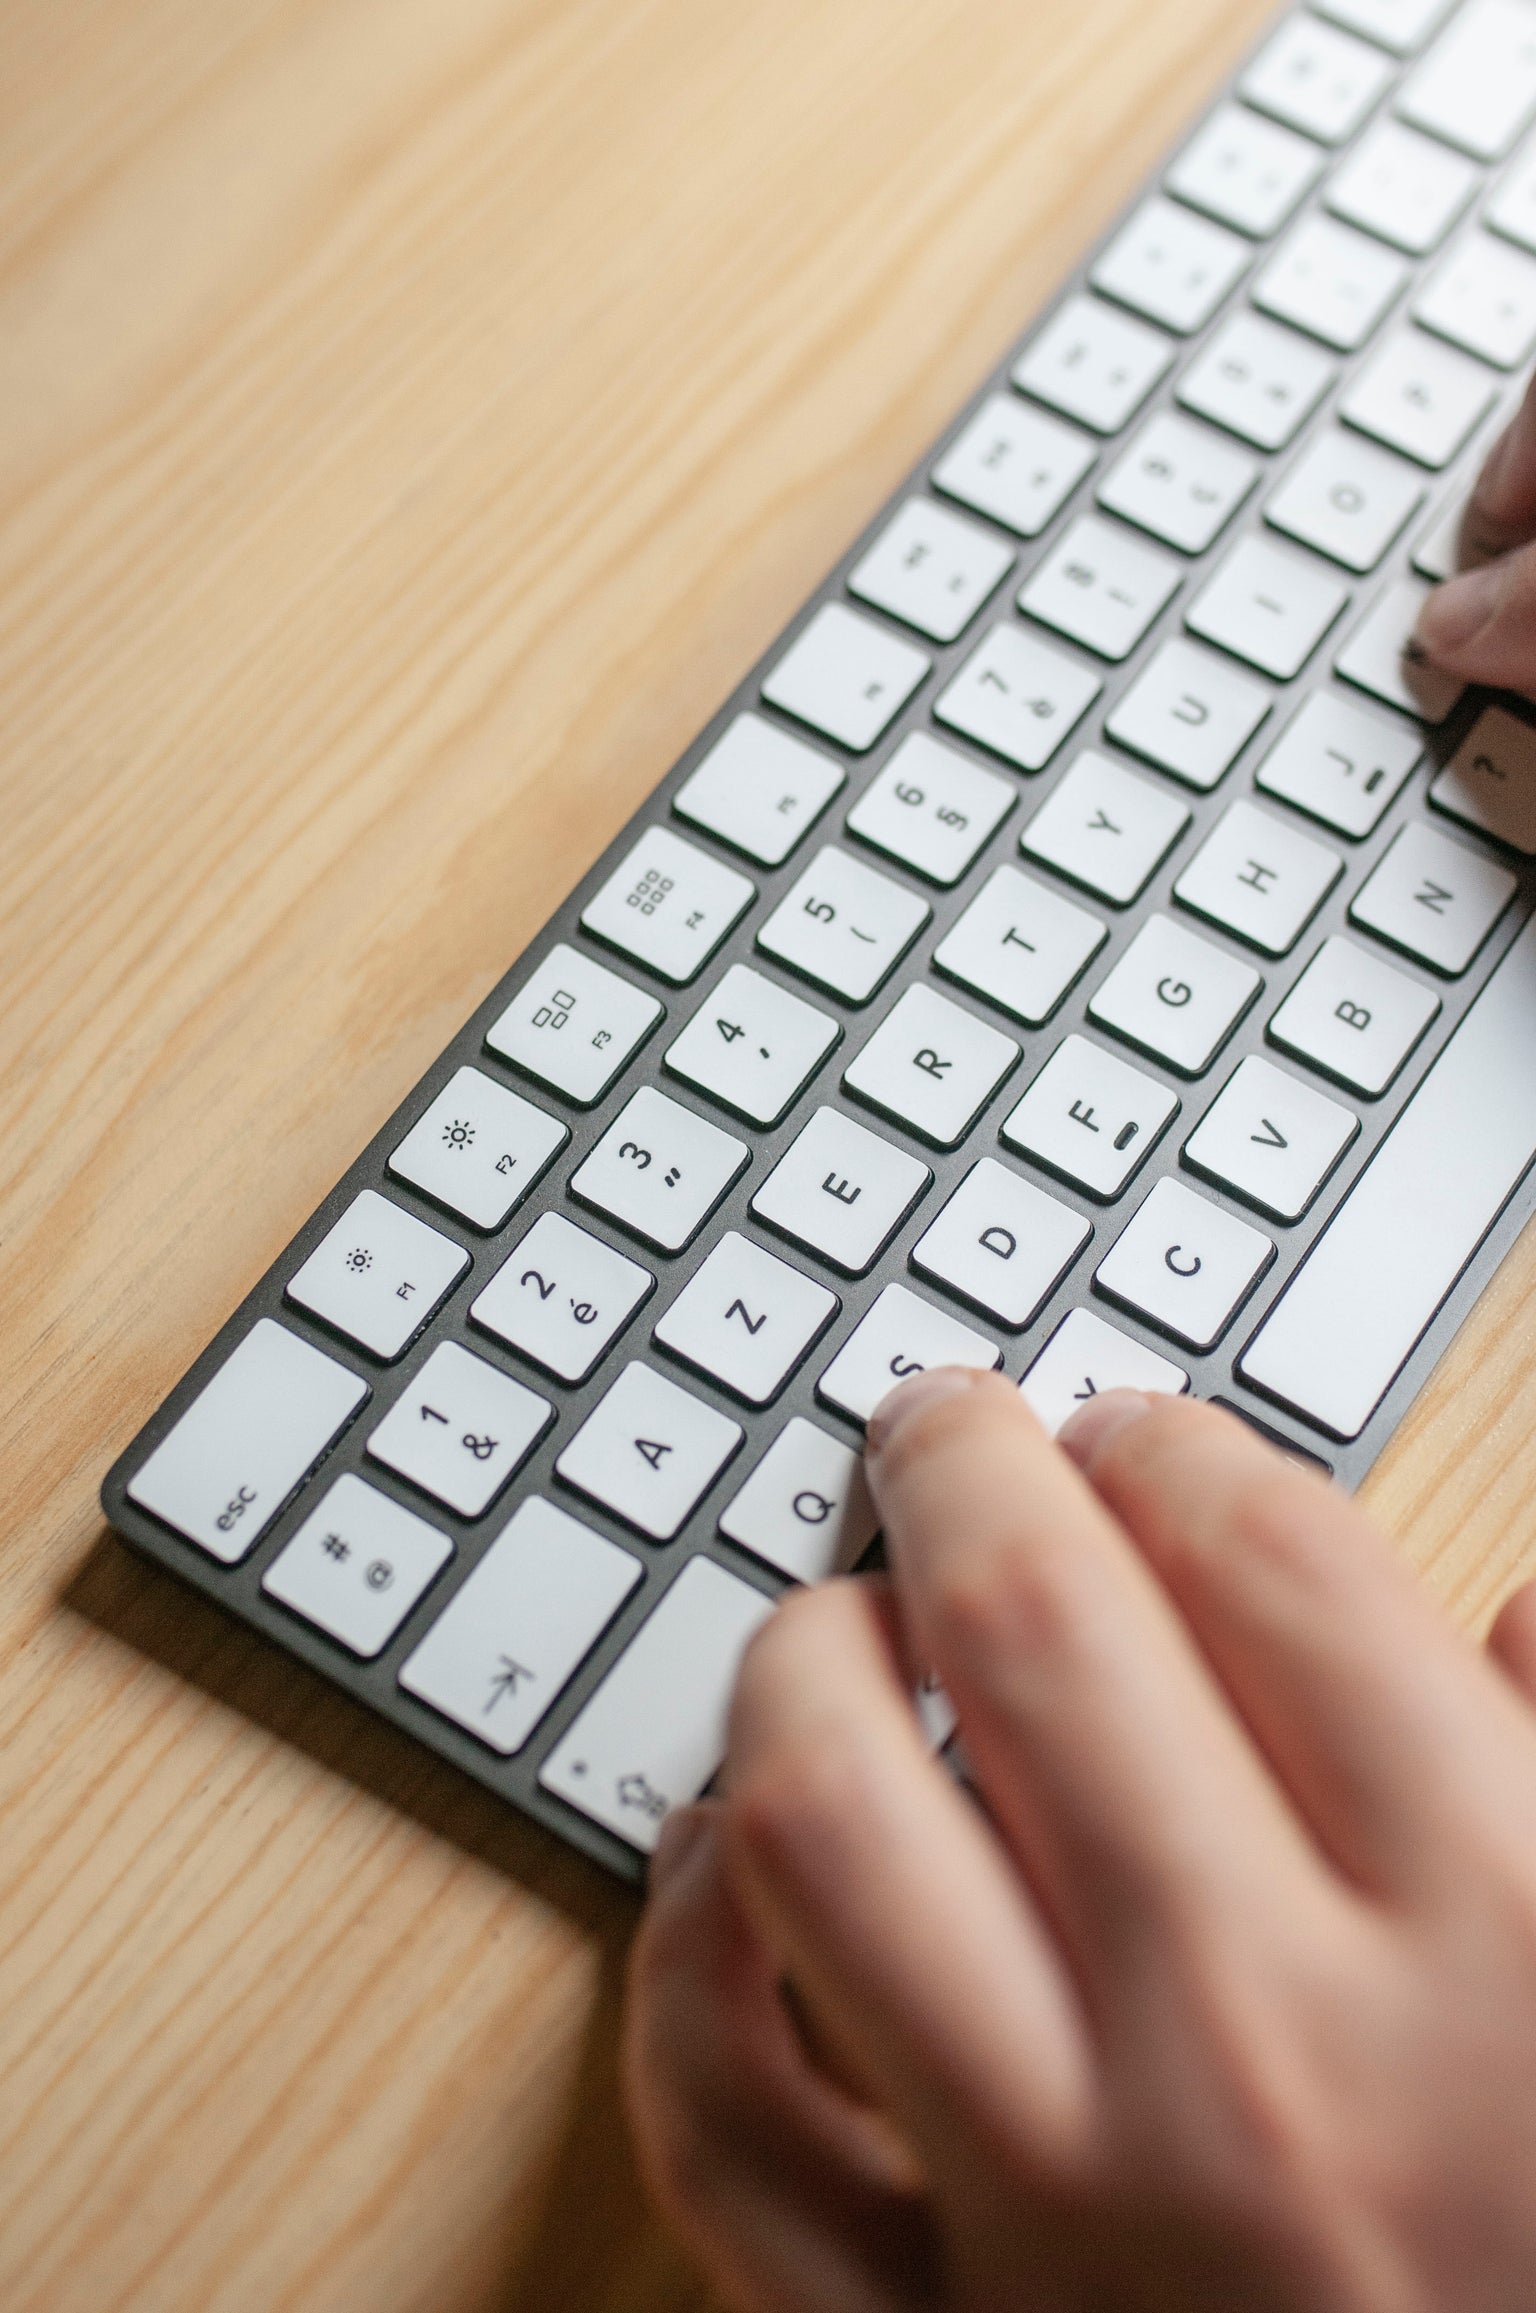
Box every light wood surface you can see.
[6,2,1536,2306]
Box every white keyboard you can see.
[104,0,1536,1881]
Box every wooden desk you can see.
[7,2,1536,2304]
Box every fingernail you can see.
[1414,560,1505,658]
[1057,1388,1153,1467]
[866,1365,990,1459]
[646,1803,714,1896]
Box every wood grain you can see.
[5,1,1534,2306]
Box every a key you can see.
[817,1283,1001,1425]
[1018,512,1182,661]
[1090,197,1251,335]
[760,601,932,752]
[847,497,1015,643]
[1097,411,1259,555]
[1241,15,1393,142]
[1430,705,1536,854]
[262,1476,452,1658]
[555,1361,742,1540]
[664,963,840,1127]
[399,1497,641,1756]
[367,1342,553,1517]
[750,1106,931,1275]
[1094,1176,1275,1351]
[1486,133,1536,254]
[388,1067,568,1232]
[910,1158,1091,1329]
[1415,232,1536,368]
[1349,819,1517,974]
[843,984,1020,1149]
[1267,933,1441,1094]
[471,1211,654,1384]
[933,862,1108,1024]
[932,394,1097,537]
[1020,1306,1189,1435]
[1325,119,1477,254]
[1312,0,1454,56]
[1186,534,1348,679]
[1334,577,1464,721]
[287,1190,469,1361]
[1088,912,1262,1075]
[569,1086,748,1254]
[1254,213,1409,351]
[1254,690,1421,837]
[845,730,1014,886]
[486,942,663,1107]
[673,712,846,867]
[718,1417,876,1584]
[1265,429,1426,572]
[1103,635,1272,790]
[653,1232,839,1405]
[1000,1032,1179,1199]
[756,844,931,1002]
[1397,0,1536,162]
[1013,293,1176,434]
[1178,310,1336,451]
[1174,798,1344,956]
[1183,1053,1360,1221]
[1342,326,1497,470]
[934,621,1103,772]
[1165,104,1324,241]
[580,824,755,987]
[1020,749,1191,904]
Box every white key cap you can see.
[848,497,1015,643]
[569,1086,749,1253]
[1178,310,1336,451]
[1254,214,1409,350]
[127,1319,368,1563]
[757,844,930,1002]
[367,1343,550,1516]
[1020,1306,1188,1435]
[1430,704,1536,852]
[761,602,931,752]
[818,1283,1001,1424]
[1241,909,1536,1438]
[1326,120,1477,255]
[1265,429,1425,571]
[1000,1032,1179,1198]
[752,1106,931,1274]
[580,824,755,987]
[1255,691,1421,836]
[1174,799,1343,955]
[1091,197,1250,334]
[1184,1053,1360,1221]
[654,1233,838,1404]
[1242,15,1393,142]
[540,1557,774,1851]
[1018,514,1181,662]
[1411,488,1470,580]
[1095,1177,1274,1350]
[933,395,1097,536]
[1268,933,1441,1093]
[486,943,662,1107]
[1416,232,1536,367]
[843,985,1020,1148]
[471,1212,653,1383]
[1089,912,1262,1074]
[262,1477,452,1658]
[1397,0,1536,161]
[400,1498,640,1756]
[1341,328,1496,468]
[911,1158,1091,1328]
[1334,577,1464,720]
[845,731,1013,886]
[1103,636,1272,790]
[665,963,839,1127]
[1013,294,1175,434]
[1350,819,1517,972]
[556,1362,742,1539]
[673,713,845,867]
[1314,0,1453,51]
[287,1190,469,1360]
[934,862,1107,1024]
[1487,132,1536,252]
[388,1067,568,1231]
[1022,749,1191,903]
[1186,535,1348,681]
[1166,103,1325,238]
[936,621,1103,771]
[718,1418,876,1582]
[1097,412,1259,554]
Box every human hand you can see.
[624,1375,1536,2313]
[1415,367,1536,697]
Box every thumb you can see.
[1412,537,1536,701]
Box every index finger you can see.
[1460,370,1536,565]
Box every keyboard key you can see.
[1397,0,1536,161]
[845,731,1014,885]
[262,1476,452,1658]
[569,1086,749,1253]
[761,602,931,752]
[556,1362,742,1539]
[848,497,1015,643]
[1430,705,1536,852]
[540,1556,774,1851]
[1103,636,1271,790]
[933,862,1108,1023]
[751,1106,931,1274]
[654,1233,838,1405]
[1174,798,1344,955]
[1242,15,1392,142]
[1094,1177,1275,1351]
[1021,749,1191,904]
[818,1283,1001,1425]
[1178,309,1336,452]
[1000,1032,1179,1199]
[935,621,1103,771]
[471,1212,653,1383]
[1268,933,1440,1094]
[1183,1053,1360,1221]
[1013,293,1176,433]
[1088,912,1262,1074]
[756,844,931,1002]
[1090,197,1251,334]
[665,963,839,1127]
[1486,132,1536,253]
[910,1158,1091,1328]
[1254,214,1409,351]
[1020,1306,1189,1435]
[718,1418,876,1583]
[1334,577,1464,721]
[367,1343,551,1517]
[1326,120,1477,254]
[1349,819,1517,973]
[127,1319,368,1564]
[1265,429,1425,572]
[1096,411,1259,553]
[1415,232,1536,367]
[400,1498,641,1756]
[932,394,1097,536]
[1410,488,1469,580]
[843,984,1021,1148]
[1165,103,1325,237]
[486,943,663,1107]
[1018,513,1182,662]
[1186,535,1348,678]
[287,1190,469,1360]
[580,825,755,986]
[388,1067,568,1231]
[1312,0,1453,55]
[673,712,845,867]
[1341,327,1496,468]
[1254,691,1421,837]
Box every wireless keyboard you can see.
[104,0,1536,1882]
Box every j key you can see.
[818,1283,1001,1426]
[653,1232,839,1406]
[1090,197,1251,335]
[910,1158,1092,1329]
[932,394,1097,537]
[262,1475,452,1658]
[580,824,755,986]
[750,1106,931,1275]
[756,844,931,1002]
[1265,429,1426,572]
[1094,1176,1275,1352]
[1103,636,1271,790]
[366,1342,553,1518]
[1173,799,1343,957]
[486,942,663,1106]
[1013,293,1175,434]
[388,1067,568,1232]
[1254,213,1409,351]
[1348,819,1517,974]
[1342,327,1497,471]
[1414,233,1536,368]
[1018,513,1182,662]
[1430,706,1536,854]
[845,730,1014,886]
[1020,1306,1189,1436]
[1020,748,1191,905]
[1097,410,1260,557]
[673,712,845,867]
[568,1085,749,1253]
[1164,103,1325,238]
[935,621,1103,772]
[1334,577,1464,721]
[664,963,840,1127]
[761,601,931,752]
[471,1211,654,1384]
[287,1190,469,1361]
[1396,0,1536,162]
[554,1361,742,1540]
[1183,1053,1360,1222]
[1254,691,1421,838]
[848,496,1015,643]
[842,984,1021,1149]
[1268,933,1441,1095]
[1186,534,1349,679]
[1000,1032,1179,1200]
[1177,310,1337,451]
[1088,912,1263,1075]
[1240,15,1392,143]
[1326,119,1477,254]
[933,862,1108,1025]
[718,1417,876,1583]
